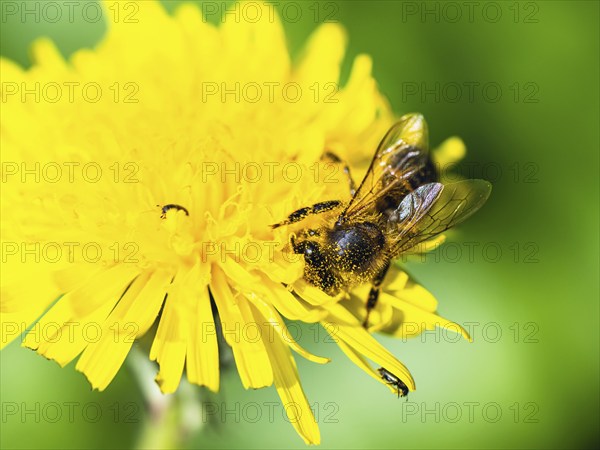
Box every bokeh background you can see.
[1,1,598,448]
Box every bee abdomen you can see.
[408,156,438,188]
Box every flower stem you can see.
[128,347,206,449]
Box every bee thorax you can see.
[328,222,385,272]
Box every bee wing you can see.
[340,115,429,219]
[388,179,492,255]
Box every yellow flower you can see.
[1,1,469,444]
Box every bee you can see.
[159,204,189,219]
[378,367,409,398]
[272,113,492,328]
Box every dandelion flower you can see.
[1,1,471,444]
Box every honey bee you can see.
[272,113,492,328]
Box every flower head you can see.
[1,1,470,444]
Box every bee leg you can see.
[362,288,380,328]
[271,200,342,229]
[362,262,391,328]
[322,151,357,196]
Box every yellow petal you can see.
[185,267,220,392]
[108,268,174,336]
[67,264,140,318]
[249,276,325,323]
[382,267,409,292]
[379,291,472,342]
[294,23,346,86]
[210,265,273,389]
[30,38,66,70]
[0,260,62,348]
[249,293,330,365]
[255,311,320,445]
[433,136,466,169]
[150,308,187,392]
[0,311,41,350]
[149,264,212,394]
[75,268,173,390]
[53,263,103,293]
[23,292,121,367]
[220,257,261,287]
[395,278,439,311]
[325,303,415,391]
[335,337,398,396]
[75,271,148,390]
[293,280,341,307]
[323,54,377,133]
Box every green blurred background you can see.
[1,1,598,448]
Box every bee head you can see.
[291,238,322,264]
[291,235,337,295]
